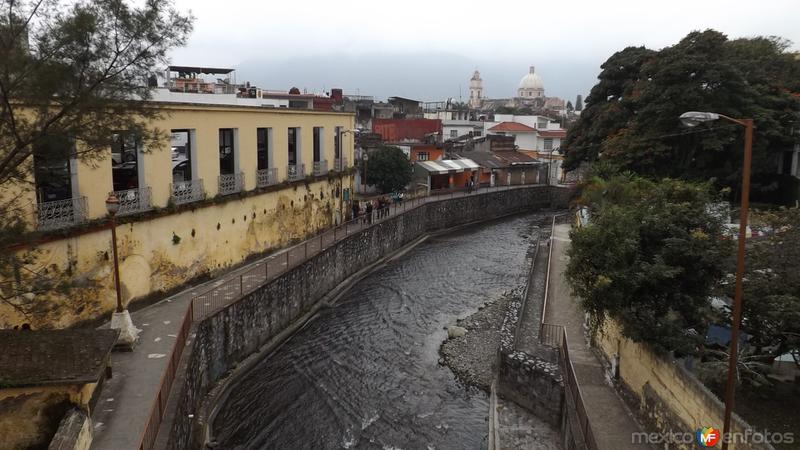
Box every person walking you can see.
[352,201,360,222]
[365,200,373,225]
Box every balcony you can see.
[334,157,348,172]
[287,163,305,182]
[36,197,87,231]
[218,172,244,195]
[170,179,204,205]
[256,168,278,188]
[112,187,152,216]
[313,160,328,176]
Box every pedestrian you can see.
[469,178,475,194]
[352,201,360,222]
[365,200,373,224]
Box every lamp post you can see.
[680,111,753,450]
[362,150,369,194]
[106,192,139,350]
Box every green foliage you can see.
[563,30,800,202]
[725,208,800,364]
[0,0,192,320]
[566,175,729,354]
[361,146,412,193]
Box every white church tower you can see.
[469,70,483,108]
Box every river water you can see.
[213,212,546,450]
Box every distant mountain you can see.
[234,51,599,103]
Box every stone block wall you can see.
[166,186,559,450]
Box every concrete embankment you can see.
[161,186,573,450]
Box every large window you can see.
[313,127,322,162]
[219,128,235,175]
[417,152,429,161]
[543,138,553,151]
[288,127,299,165]
[111,133,140,191]
[450,129,458,138]
[171,129,193,182]
[257,128,270,170]
[334,126,342,159]
[34,136,74,203]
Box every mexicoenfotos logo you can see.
[696,427,720,447]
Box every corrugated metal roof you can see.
[416,159,480,174]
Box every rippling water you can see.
[213,213,545,450]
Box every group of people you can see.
[350,196,393,225]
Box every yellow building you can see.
[3,91,355,329]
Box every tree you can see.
[566,174,729,354]
[362,146,412,194]
[566,100,574,112]
[574,94,583,111]
[562,30,800,204]
[0,0,192,320]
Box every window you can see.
[537,118,549,129]
[257,128,270,170]
[34,136,74,203]
[450,129,458,138]
[313,127,322,162]
[334,126,342,159]
[171,129,194,182]
[543,138,553,151]
[111,133,140,191]
[474,130,482,137]
[288,127,299,165]
[417,152,429,161]
[219,128,235,175]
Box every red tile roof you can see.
[538,129,567,138]
[488,122,536,132]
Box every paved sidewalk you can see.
[545,223,654,450]
[89,184,540,449]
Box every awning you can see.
[416,159,480,174]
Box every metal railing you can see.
[137,301,193,450]
[112,187,152,216]
[287,163,305,181]
[313,160,328,176]
[170,179,205,205]
[218,172,244,195]
[334,156,348,172]
[36,196,88,230]
[136,182,548,447]
[256,168,278,188]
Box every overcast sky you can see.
[167,0,800,101]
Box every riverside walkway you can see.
[90,184,549,450]
[543,222,655,450]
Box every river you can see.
[212,212,547,450]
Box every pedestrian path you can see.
[89,184,539,450]
[544,223,655,450]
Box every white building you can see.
[469,70,484,108]
[517,66,545,99]
[484,116,566,153]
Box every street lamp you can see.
[106,192,139,350]
[680,111,753,450]
[362,150,369,194]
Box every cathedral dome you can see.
[518,66,544,90]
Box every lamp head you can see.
[105,193,120,216]
[680,111,720,127]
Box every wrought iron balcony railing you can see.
[171,179,205,205]
[287,163,305,182]
[313,160,328,176]
[256,168,278,188]
[36,196,88,230]
[218,172,244,195]
[112,187,152,216]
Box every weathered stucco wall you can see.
[167,186,561,450]
[595,318,774,450]
[2,177,351,329]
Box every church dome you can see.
[518,66,544,90]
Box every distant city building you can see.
[469,70,483,109]
[476,65,568,116]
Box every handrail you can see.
[540,213,560,335]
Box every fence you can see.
[538,213,597,450]
[137,182,550,449]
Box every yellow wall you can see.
[1,103,355,328]
[595,318,763,450]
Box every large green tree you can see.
[0,0,192,319]
[566,174,729,354]
[362,145,412,193]
[563,30,800,202]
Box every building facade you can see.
[3,96,355,329]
